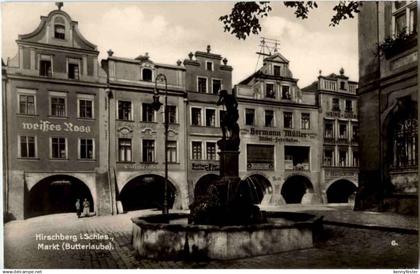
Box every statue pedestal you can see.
[219,150,240,178]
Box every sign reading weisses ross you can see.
[22,120,92,133]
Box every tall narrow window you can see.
[339,150,347,167]
[118,101,132,120]
[212,79,222,95]
[352,124,359,141]
[166,105,176,124]
[245,109,255,126]
[20,136,36,158]
[80,139,94,159]
[393,116,418,168]
[301,113,310,129]
[332,98,340,111]
[40,57,52,77]
[19,94,35,115]
[191,108,202,126]
[192,141,202,160]
[167,141,177,163]
[206,109,216,127]
[265,83,275,98]
[324,149,334,166]
[198,77,207,93]
[353,150,359,167]
[79,99,93,118]
[265,110,274,127]
[284,112,293,129]
[51,97,66,117]
[68,63,80,80]
[206,61,213,71]
[340,81,346,90]
[142,103,155,122]
[281,86,291,100]
[118,138,132,162]
[206,142,216,160]
[51,137,66,159]
[345,100,353,112]
[339,123,348,139]
[142,140,155,163]
[54,25,65,39]
[273,65,281,76]
[325,121,334,138]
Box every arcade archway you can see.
[242,174,273,204]
[119,174,176,211]
[281,175,313,204]
[194,174,220,201]
[326,179,357,203]
[27,175,94,218]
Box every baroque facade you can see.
[3,6,361,219]
[356,1,417,215]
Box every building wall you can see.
[357,1,418,214]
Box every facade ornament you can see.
[176,60,182,66]
[223,58,228,65]
[107,49,114,57]
[207,45,211,53]
[55,2,63,10]
[188,52,193,60]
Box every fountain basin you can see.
[132,212,322,260]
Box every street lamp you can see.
[151,73,169,215]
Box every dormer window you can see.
[206,61,213,71]
[340,81,346,90]
[54,25,65,39]
[273,65,281,76]
[142,68,153,81]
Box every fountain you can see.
[131,90,322,260]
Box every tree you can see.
[220,1,361,40]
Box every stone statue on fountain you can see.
[189,90,265,225]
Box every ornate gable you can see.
[17,8,97,52]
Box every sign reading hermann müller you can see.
[22,120,92,133]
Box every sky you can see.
[1,1,358,87]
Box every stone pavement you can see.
[3,207,419,269]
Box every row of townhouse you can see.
[2,6,359,219]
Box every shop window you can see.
[265,83,275,98]
[142,103,155,122]
[245,108,255,126]
[247,144,274,170]
[281,86,291,100]
[118,138,132,162]
[206,142,216,160]
[284,112,293,129]
[167,141,177,163]
[284,146,310,171]
[51,97,66,117]
[301,113,310,129]
[197,77,207,93]
[192,141,202,160]
[142,139,155,163]
[118,101,132,120]
[212,79,221,95]
[265,110,274,127]
[19,94,36,115]
[20,136,36,158]
[80,139,94,160]
[51,137,66,159]
[191,108,202,126]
